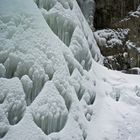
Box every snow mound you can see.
[0,0,99,139]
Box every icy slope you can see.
[0,0,140,140]
[87,61,140,140]
[0,0,101,139]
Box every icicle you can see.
[8,103,25,125]
[0,109,9,138]
[32,82,68,135]
[64,32,69,46]
[44,13,75,47]
[21,75,33,105]
[4,52,23,78]
[0,63,6,77]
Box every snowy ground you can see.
[87,61,140,140]
[0,0,140,140]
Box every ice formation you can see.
[0,0,99,139]
[31,82,68,135]
[76,0,95,29]
[0,78,26,138]
[0,0,140,140]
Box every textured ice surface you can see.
[31,82,68,135]
[0,78,26,138]
[0,0,140,140]
[35,0,102,62]
[0,0,98,139]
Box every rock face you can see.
[94,0,140,29]
[114,6,140,70]
[115,6,140,45]
[93,0,140,72]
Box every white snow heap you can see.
[0,0,98,139]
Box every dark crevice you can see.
[94,0,140,29]
[0,94,6,104]
[77,87,85,101]
[0,131,7,139]
[83,92,96,105]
